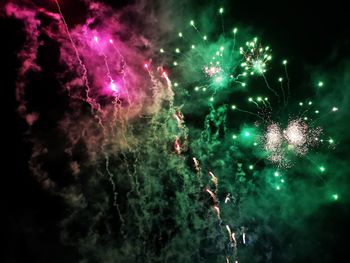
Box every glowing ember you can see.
[110,82,118,92]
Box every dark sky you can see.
[3,0,350,262]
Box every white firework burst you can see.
[263,119,322,167]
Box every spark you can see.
[110,82,118,92]
[226,225,233,242]
[209,171,218,191]
[213,205,221,222]
[225,193,231,203]
[205,188,218,204]
[174,137,181,154]
[231,232,237,245]
[193,157,200,172]
[174,110,184,128]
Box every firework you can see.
[6,1,344,263]
[262,119,322,167]
[239,37,272,75]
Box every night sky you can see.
[3,0,350,262]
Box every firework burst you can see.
[262,119,322,167]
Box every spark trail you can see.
[54,0,96,111]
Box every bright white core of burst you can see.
[265,124,282,151]
[283,120,307,146]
